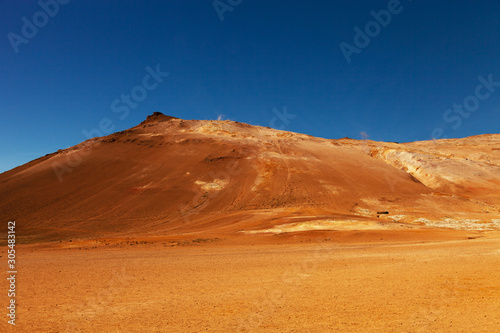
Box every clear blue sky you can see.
[1,0,499,173]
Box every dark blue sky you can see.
[1,0,499,172]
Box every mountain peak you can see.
[141,112,178,125]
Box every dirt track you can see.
[3,231,499,332]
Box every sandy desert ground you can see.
[1,230,499,332]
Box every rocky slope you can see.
[1,113,499,242]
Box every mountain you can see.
[1,113,499,242]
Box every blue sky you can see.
[1,0,499,173]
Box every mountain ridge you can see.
[1,112,499,243]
